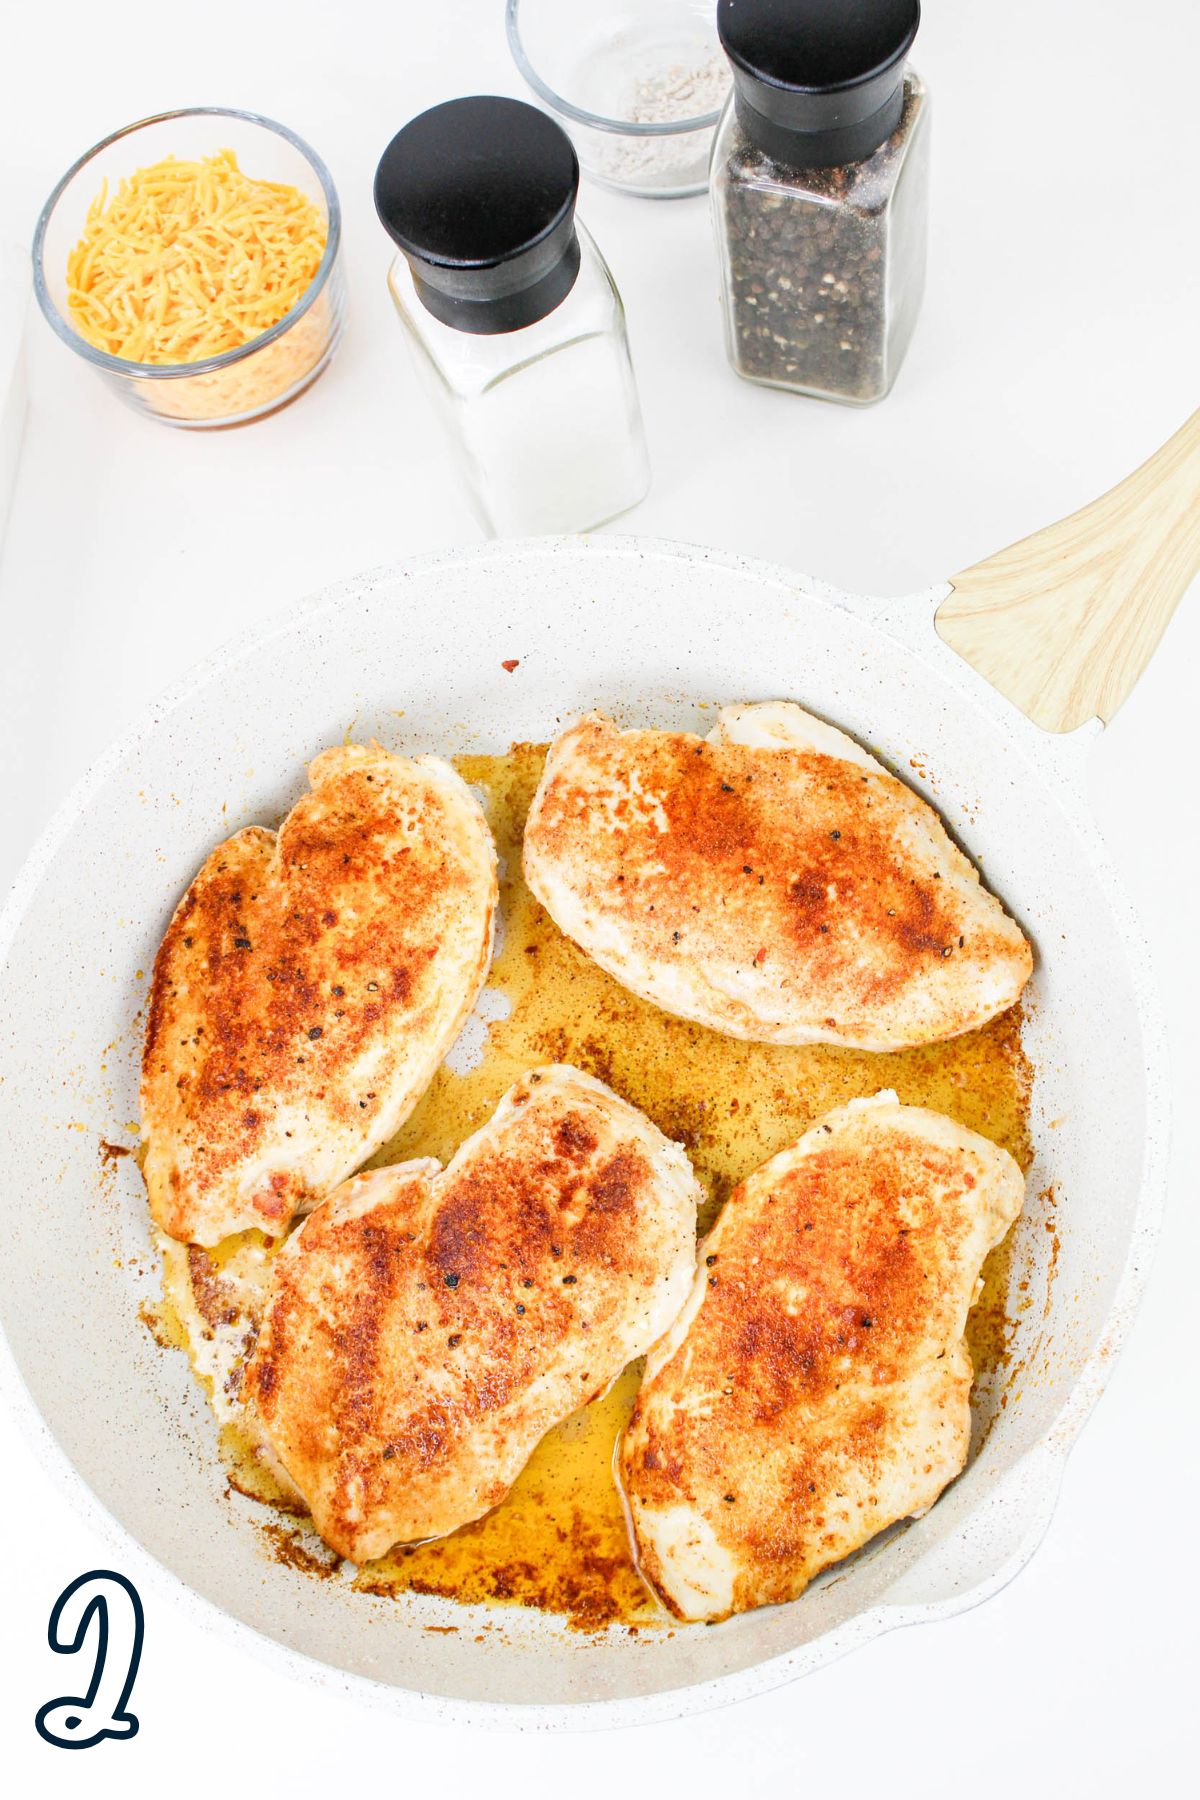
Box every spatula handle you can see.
[934,408,1200,733]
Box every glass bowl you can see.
[506,0,731,200]
[32,107,345,429]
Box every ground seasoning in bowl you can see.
[711,0,930,404]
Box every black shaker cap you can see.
[374,96,581,334]
[717,0,920,168]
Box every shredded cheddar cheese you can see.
[67,149,327,365]
[130,290,335,423]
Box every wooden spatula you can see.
[935,408,1200,732]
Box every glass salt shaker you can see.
[711,0,930,405]
[374,96,650,537]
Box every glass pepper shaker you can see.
[374,96,651,538]
[711,0,930,405]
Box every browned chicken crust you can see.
[619,1096,1025,1622]
[523,709,1033,1050]
[141,744,496,1246]
[243,1066,701,1564]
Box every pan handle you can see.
[934,408,1200,733]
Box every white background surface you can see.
[1,1,1197,1791]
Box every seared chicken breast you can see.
[142,744,496,1246]
[243,1066,701,1564]
[619,1094,1024,1622]
[523,704,1032,1051]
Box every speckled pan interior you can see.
[0,538,1165,1727]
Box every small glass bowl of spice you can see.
[32,107,345,428]
[506,0,731,199]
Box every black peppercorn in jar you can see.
[711,0,930,404]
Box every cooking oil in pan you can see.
[155,743,1033,1632]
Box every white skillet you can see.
[0,412,1196,1726]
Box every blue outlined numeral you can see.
[34,1570,144,1749]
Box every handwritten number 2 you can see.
[35,1570,144,1749]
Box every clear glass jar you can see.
[386,222,648,538]
[376,96,650,538]
[711,0,929,405]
